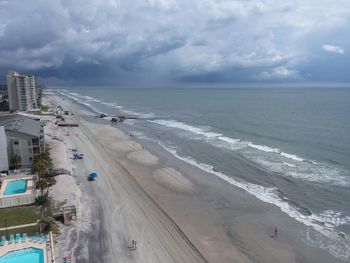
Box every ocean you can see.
[56,87,350,261]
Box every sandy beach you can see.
[43,90,342,263]
[44,92,209,262]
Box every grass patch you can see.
[0,225,40,237]
[0,206,40,228]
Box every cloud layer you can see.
[323,45,345,54]
[1,0,350,85]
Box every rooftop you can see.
[0,115,43,137]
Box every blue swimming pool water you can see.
[4,179,28,195]
[0,248,44,263]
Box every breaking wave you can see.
[57,90,158,118]
[159,142,350,261]
[57,90,106,115]
[150,119,349,187]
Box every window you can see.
[13,140,19,145]
[32,138,39,145]
[28,140,31,146]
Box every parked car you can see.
[72,153,84,159]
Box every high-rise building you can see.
[6,70,38,111]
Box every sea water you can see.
[56,87,350,260]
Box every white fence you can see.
[0,192,36,208]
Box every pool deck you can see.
[0,232,55,263]
[0,174,35,198]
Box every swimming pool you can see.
[4,179,28,196]
[0,248,44,263]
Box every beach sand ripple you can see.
[153,167,193,192]
[127,150,159,166]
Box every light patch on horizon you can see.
[256,67,300,80]
[322,45,345,54]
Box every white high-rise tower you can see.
[7,70,38,111]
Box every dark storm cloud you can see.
[1,0,350,86]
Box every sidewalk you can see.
[0,221,38,231]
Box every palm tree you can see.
[39,215,57,233]
[36,179,48,196]
[44,176,55,196]
[32,158,49,177]
[45,176,56,187]
[42,147,52,161]
[32,146,56,206]
[31,147,54,176]
[10,155,21,169]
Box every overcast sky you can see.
[1,0,350,86]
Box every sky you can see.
[1,0,350,87]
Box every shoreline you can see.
[44,90,344,263]
[44,92,210,262]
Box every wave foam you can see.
[151,119,348,187]
[159,142,350,261]
[151,119,222,138]
[254,158,350,187]
[122,109,156,118]
[150,119,245,151]
[248,143,280,153]
[58,90,163,119]
[281,152,304,162]
[57,91,106,115]
[151,119,307,159]
[313,210,350,228]
[283,161,297,168]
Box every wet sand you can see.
[44,90,342,263]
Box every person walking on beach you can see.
[274,227,278,237]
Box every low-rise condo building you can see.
[0,114,45,169]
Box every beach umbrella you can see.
[90,172,97,177]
